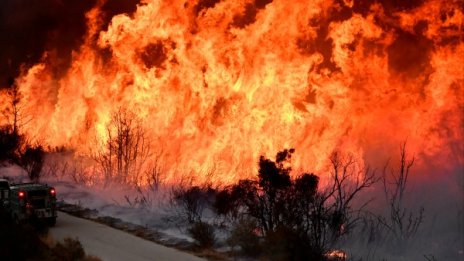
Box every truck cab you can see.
[8,183,57,226]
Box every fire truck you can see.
[6,182,57,226]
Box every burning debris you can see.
[325,249,347,261]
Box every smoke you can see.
[343,163,464,260]
[0,0,140,88]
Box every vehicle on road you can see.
[7,183,57,226]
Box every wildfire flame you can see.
[326,249,347,260]
[6,0,464,184]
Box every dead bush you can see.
[188,221,216,249]
[227,218,261,257]
[264,225,318,261]
[51,237,85,260]
[50,237,102,261]
[172,185,216,224]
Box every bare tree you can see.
[68,157,96,185]
[2,79,32,135]
[2,80,20,134]
[43,160,60,178]
[379,142,424,246]
[301,151,378,254]
[144,150,165,191]
[94,108,150,185]
[328,152,378,236]
[0,80,29,162]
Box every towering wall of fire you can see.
[2,0,463,183]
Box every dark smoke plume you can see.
[0,0,140,88]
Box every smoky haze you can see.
[0,0,140,88]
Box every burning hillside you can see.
[1,0,463,184]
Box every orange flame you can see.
[10,0,464,184]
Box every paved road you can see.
[49,211,205,261]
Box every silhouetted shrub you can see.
[213,188,236,217]
[49,237,102,261]
[213,149,376,260]
[0,125,21,162]
[188,221,216,249]
[50,237,85,261]
[172,185,216,224]
[227,218,261,257]
[215,149,296,236]
[264,225,323,261]
[0,208,101,261]
[21,145,45,182]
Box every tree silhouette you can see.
[21,145,45,182]
[93,108,150,185]
[0,125,21,161]
[213,149,376,260]
[0,77,27,163]
[379,142,424,250]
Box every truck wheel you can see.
[47,217,56,226]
